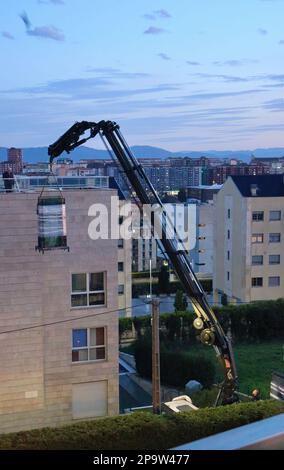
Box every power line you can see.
[0,301,148,336]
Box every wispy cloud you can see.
[213,59,259,66]
[1,31,15,40]
[38,0,65,4]
[19,11,65,41]
[186,61,201,66]
[142,13,156,20]
[257,28,268,35]
[86,67,150,79]
[191,72,249,83]
[158,52,171,61]
[263,98,284,111]
[154,9,172,18]
[279,39,284,44]
[144,26,167,35]
[143,9,172,20]
[3,77,179,101]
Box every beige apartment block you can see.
[213,175,284,303]
[0,187,122,434]
[118,235,132,316]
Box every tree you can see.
[221,293,228,306]
[174,289,188,312]
[158,263,170,294]
[178,188,187,203]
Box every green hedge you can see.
[132,279,212,298]
[215,299,284,342]
[134,338,215,388]
[121,299,284,342]
[0,401,283,450]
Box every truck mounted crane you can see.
[48,120,238,406]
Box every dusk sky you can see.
[1,0,284,151]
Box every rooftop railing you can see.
[0,175,110,193]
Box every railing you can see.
[172,413,284,450]
[0,176,110,192]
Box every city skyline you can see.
[1,0,284,150]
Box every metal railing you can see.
[0,176,110,192]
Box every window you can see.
[227,209,231,219]
[269,276,280,287]
[118,284,124,295]
[118,262,124,272]
[252,233,264,244]
[252,211,264,221]
[227,271,230,281]
[269,254,280,265]
[119,216,124,225]
[37,195,68,252]
[227,251,230,261]
[118,239,124,248]
[227,230,230,240]
[72,327,106,362]
[269,233,281,243]
[71,273,105,308]
[269,211,281,221]
[252,255,263,266]
[252,277,263,287]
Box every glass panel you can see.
[71,294,88,307]
[72,329,87,348]
[89,292,105,306]
[72,273,86,292]
[269,255,280,264]
[37,198,67,250]
[270,211,281,221]
[89,272,104,292]
[72,349,88,362]
[269,233,281,243]
[90,327,104,346]
[269,276,280,287]
[89,347,105,361]
[252,211,264,221]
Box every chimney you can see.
[250,184,259,196]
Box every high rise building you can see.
[8,148,23,173]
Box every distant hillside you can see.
[1,145,284,164]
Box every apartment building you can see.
[0,176,131,433]
[189,203,214,276]
[213,175,284,303]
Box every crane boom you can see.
[48,120,238,405]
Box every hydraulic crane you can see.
[48,120,238,406]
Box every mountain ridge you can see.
[1,145,284,164]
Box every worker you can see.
[252,388,261,401]
[2,167,15,193]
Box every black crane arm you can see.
[48,120,238,406]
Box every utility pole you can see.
[149,258,152,298]
[152,298,161,414]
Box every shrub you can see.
[119,317,133,336]
[134,338,216,388]
[0,401,283,450]
[121,298,284,343]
